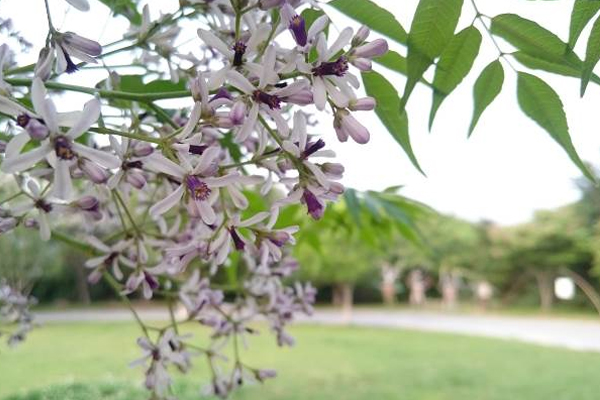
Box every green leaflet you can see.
[402,0,463,111]
[568,1,600,49]
[328,0,407,45]
[491,14,580,67]
[374,50,434,88]
[513,51,600,85]
[429,26,482,129]
[362,71,424,175]
[517,72,594,182]
[581,14,600,96]
[469,60,504,137]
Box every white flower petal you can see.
[52,160,73,200]
[145,153,186,178]
[149,184,185,218]
[226,70,255,95]
[197,29,233,58]
[1,142,50,173]
[67,98,101,139]
[72,143,120,169]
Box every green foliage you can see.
[99,0,142,25]
[402,0,464,109]
[581,14,600,96]
[361,71,423,174]
[568,1,600,49]
[516,72,594,182]
[430,26,482,129]
[328,0,407,45]
[469,60,504,137]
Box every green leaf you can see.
[429,26,482,129]
[491,14,580,67]
[581,14,600,96]
[568,1,600,49]
[469,60,504,137]
[99,0,142,25]
[374,50,434,88]
[513,50,600,85]
[402,0,463,110]
[373,50,407,75]
[517,72,594,182]
[362,71,424,174]
[328,0,407,45]
[343,188,362,227]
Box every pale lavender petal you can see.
[149,184,185,218]
[67,98,101,139]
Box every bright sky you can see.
[1,0,598,226]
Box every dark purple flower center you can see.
[228,227,245,251]
[186,176,211,201]
[62,47,79,74]
[104,252,118,266]
[253,90,281,110]
[302,139,325,159]
[124,160,143,170]
[189,144,208,155]
[312,56,348,77]
[34,199,53,213]
[289,15,307,47]
[17,114,31,128]
[54,136,76,160]
[232,41,247,67]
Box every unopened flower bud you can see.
[329,181,345,195]
[229,101,246,125]
[334,110,370,144]
[350,57,372,72]
[34,47,54,81]
[349,97,376,111]
[302,189,324,220]
[284,89,313,106]
[126,170,146,189]
[352,26,370,46]
[352,39,388,58]
[74,195,99,211]
[26,119,49,140]
[132,143,153,157]
[61,32,102,57]
[80,159,109,184]
[321,162,345,177]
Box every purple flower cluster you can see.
[0,0,388,398]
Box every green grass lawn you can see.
[2,322,600,399]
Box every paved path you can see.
[36,308,600,352]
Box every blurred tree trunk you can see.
[333,283,354,321]
[440,271,459,309]
[408,270,426,306]
[380,263,400,306]
[534,271,554,312]
[74,263,91,304]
